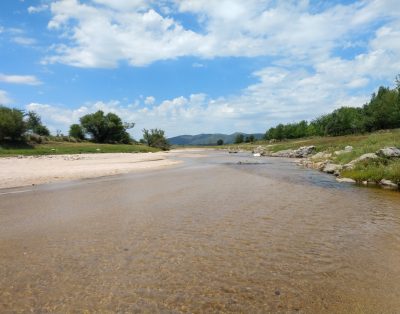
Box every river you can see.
[1,150,399,313]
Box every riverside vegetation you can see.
[229,76,400,190]
[0,108,169,156]
[225,129,400,190]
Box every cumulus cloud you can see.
[43,0,400,68]
[0,74,42,85]
[26,0,400,134]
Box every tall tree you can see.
[80,110,134,143]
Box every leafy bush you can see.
[234,134,244,144]
[0,106,27,142]
[142,128,170,150]
[26,111,50,136]
[69,124,85,140]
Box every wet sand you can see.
[1,150,400,313]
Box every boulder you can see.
[252,146,268,156]
[322,163,342,174]
[344,153,379,169]
[376,147,400,158]
[294,146,316,158]
[336,177,356,183]
[380,179,398,189]
[334,146,353,155]
[271,146,315,158]
[311,152,332,160]
[271,149,295,158]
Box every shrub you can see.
[26,111,50,136]
[0,106,27,142]
[69,124,85,140]
[142,128,170,150]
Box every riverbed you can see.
[1,150,399,312]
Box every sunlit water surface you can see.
[1,150,400,313]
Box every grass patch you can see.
[0,141,159,157]
[341,159,400,184]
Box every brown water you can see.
[1,150,400,313]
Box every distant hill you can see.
[168,133,264,146]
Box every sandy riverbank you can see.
[0,150,195,189]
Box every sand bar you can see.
[0,151,184,189]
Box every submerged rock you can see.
[376,147,400,158]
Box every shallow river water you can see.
[1,150,400,313]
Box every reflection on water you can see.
[1,150,400,313]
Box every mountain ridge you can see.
[168,132,264,146]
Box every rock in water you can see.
[322,163,342,174]
[252,146,268,156]
[380,179,398,189]
[336,177,356,183]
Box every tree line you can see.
[265,76,400,140]
[0,108,169,150]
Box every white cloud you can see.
[0,74,42,85]
[26,0,400,134]
[12,36,37,46]
[0,90,12,105]
[28,4,49,14]
[144,96,155,105]
[43,0,400,68]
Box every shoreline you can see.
[0,151,182,190]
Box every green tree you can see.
[0,106,27,142]
[217,139,224,145]
[69,124,85,140]
[142,128,170,150]
[324,107,365,136]
[80,111,134,143]
[26,111,50,136]
[363,87,399,131]
[234,134,244,144]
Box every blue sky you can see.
[0,0,400,138]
